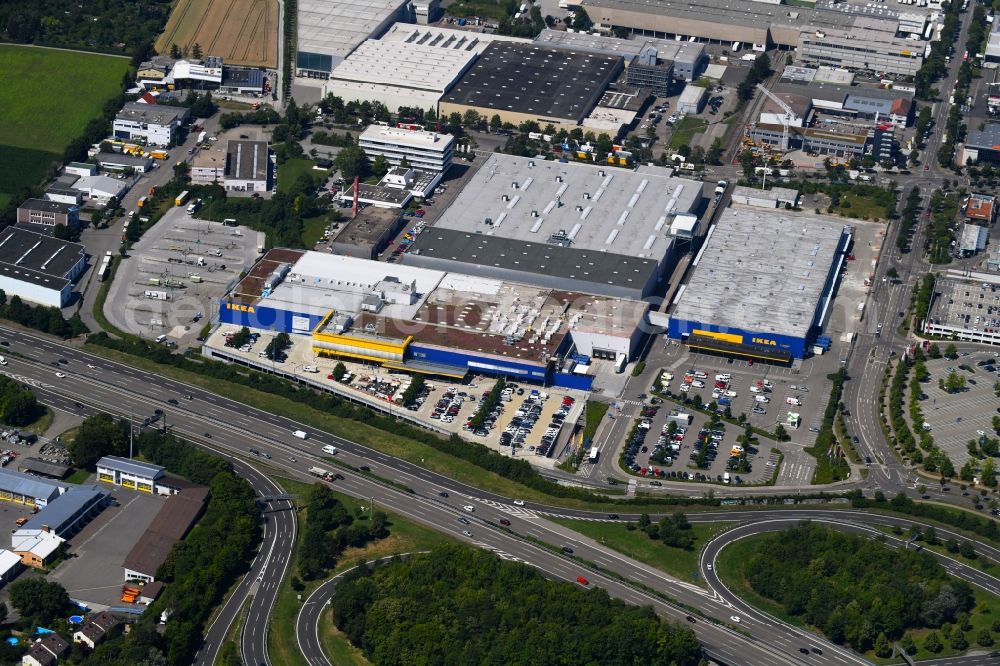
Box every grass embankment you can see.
[716,533,1000,664]
[549,518,734,586]
[267,476,453,666]
[0,45,129,206]
[20,406,54,437]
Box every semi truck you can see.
[149,150,169,160]
[309,466,333,481]
[137,195,148,208]
[175,191,190,206]
[197,131,207,144]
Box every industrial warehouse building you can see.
[534,29,706,83]
[189,140,272,191]
[669,208,850,361]
[214,250,649,388]
[439,42,623,131]
[403,154,701,299]
[579,0,927,59]
[112,103,190,146]
[296,0,410,78]
[326,25,525,112]
[328,207,404,258]
[0,226,87,308]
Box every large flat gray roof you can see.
[407,228,662,292]
[0,468,65,502]
[534,29,704,65]
[671,208,847,339]
[431,154,700,261]
[440,42,622,123]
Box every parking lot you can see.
[105,208,264,343]
[204,326,586,465]
[619,383,772,486]
[46,484,164,609]
[915,353,1000,469]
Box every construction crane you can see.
[755,83,801,152]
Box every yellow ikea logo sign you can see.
[226,303,255,313]
[752,337,777,346]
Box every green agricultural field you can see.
[0,45,129,202]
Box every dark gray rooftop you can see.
[441,42,622,123]
[222,67,265,87]
[226,140,269,181]
[0,227,85,288]
[407,227,660,290]
[17,199,76,214]
[0,468,65,502]
[967,122,1000,150]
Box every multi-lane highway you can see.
[3,322,999,666]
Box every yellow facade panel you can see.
[692,329,743,345]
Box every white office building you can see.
[112,102,190,147]
[359,125,454,173]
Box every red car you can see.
[500,518,511,526]
[714,381,727,389]
[924,164,930,171]
[576,576,589,586]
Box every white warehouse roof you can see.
[359,125,454,151]
[297,0,408,61]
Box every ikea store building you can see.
[668,209,850,362]
[217,249,649,389]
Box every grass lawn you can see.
[716,533,1000,663]
[278,158,325,193]
[668,117,709,150]
[301,214,329,248]
[549,518,733,587]
[582,401,609,442]
[0,45,128,201]
[63,469,93,485]
[445,0,513,21]
[267,476,453,666]
[835,192,891,221]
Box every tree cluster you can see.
[0,375,41,428]
[330,546,703,666]
[636,511,696,549]
[298,484,388,580]
[264,332,290,360]
[0,290,87,339]
[399,375,425,407]
[468,378,506,429]
[896,186,922,253]
[742,524,974,652]
[69,413,130,468]
[736,54,773,105]
[8,578,69,626]
[0,0,168,58]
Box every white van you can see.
[693,371,707,379]
[303,366,319,373]
[0,356,6,366]
[155,334,167,343]
[293,430,309,439]
[322,444,338,455]
[715,373,731,382]
[723,472,731,483]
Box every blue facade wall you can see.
[218,303,325,334]
[667,319,807,358]
[549,372,594,390]
[407,343,549,381]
